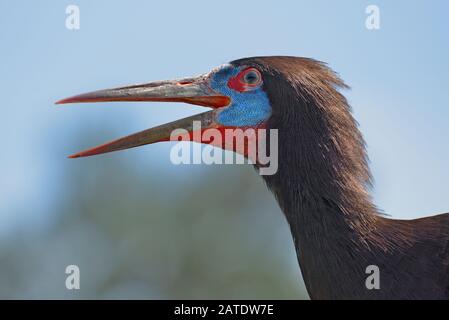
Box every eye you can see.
[227,67,263,92]
[243,70,261,85]
[241,68,262,87]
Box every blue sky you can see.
[1,0,449,235]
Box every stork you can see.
[57,56,449,299]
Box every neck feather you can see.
[251,57,385,298]
[252,57,379,224]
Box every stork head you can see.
[58,56,369,196]
[57,60,275,159]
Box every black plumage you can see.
[232,56,449,299]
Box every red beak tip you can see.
[55,98,72,105]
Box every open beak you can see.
[56,75,231,158]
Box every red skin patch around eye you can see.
[228,75,246,92]
[227,68,262,92]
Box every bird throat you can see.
[260,127,381,299]
[256,61,382,298]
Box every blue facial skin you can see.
[209,64,272,127]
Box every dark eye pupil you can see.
[244,71,259,84]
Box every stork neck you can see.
[246,55,385,297]
[261,153,382,299]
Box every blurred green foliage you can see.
[0,131,307,299]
